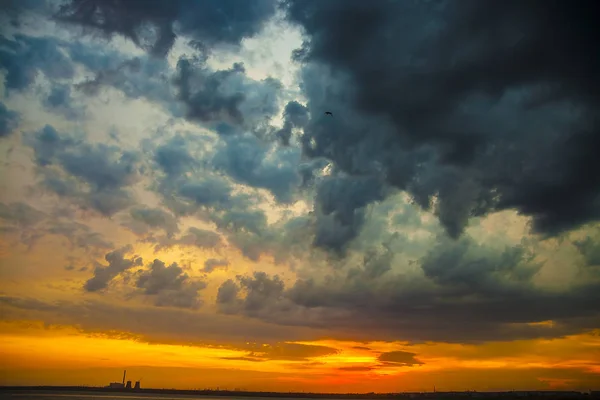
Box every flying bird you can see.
[325,111,333,116]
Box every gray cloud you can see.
[0,33,74,92]
[0,295,328,346]
[24,125,142,216]
[212,133,301,203]
[136,259,206,309]
[42,84,85,120]
[282,0,600,244]
[174,57,282,130]
[216,238,600,342]
[84,245,143,292]
[55,0,277,57]
[276,100,309,146]
[0,101,19,138]
[0,202,45,227]
[146,227,223,252]
[127,207,179,237]
[203,258,229,273]
[378,350,423,367]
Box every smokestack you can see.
[122,370,126,385]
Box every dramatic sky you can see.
[1,0,600,393]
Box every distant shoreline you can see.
[0,386,598,399]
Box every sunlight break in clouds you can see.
[1,0,600,393]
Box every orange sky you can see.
[1,319,599,392]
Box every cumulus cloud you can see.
[136,259,206,309]
[126,207,179,237]
[282,0,600,244]
[216,238,600,342]
[174,57,282,130]
[0,33,75,92]
[84,245,143,292]
[212,133,301,203]
[42,84,85,120]
[24,125,142,216]
[55,0,277,57]
[0,102,19,138]
[145,227,223,252]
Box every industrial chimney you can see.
[122,370,126,386]
[126,381,132,389]
[134,381,141,390]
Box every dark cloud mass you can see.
[55,0,277,57]
[174,57,282,130]
[0,102,19,137]
[284,0,600,244]
[0,34,74,91]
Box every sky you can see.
[0,0,600,393]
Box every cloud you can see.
[377,350,423,367]
[173,57,282,129]
[0,34,74,92]
[0,102,19,138]
[136,259,206,309]
[203,258,229,273]
[216,238,600,342]
[24,125,142,216]
[574,229,600,268]
[229,342,338,362]
[127,207,179,237]
[212,133,301,203]
[55,0,277,57]
[276,100,309,146]
[312,173,389,253]
[0,295,326,346]
[282,0,600,242]
[0,202,45,227]
[84,245,143,292]
[42,84,85,120]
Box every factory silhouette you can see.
[107,370,141,390]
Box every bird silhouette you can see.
[325,111,333,116]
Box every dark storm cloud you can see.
[136,259,206,309]
[217,238,600,342]
[313,173,389,253]
[276,100,309,146]
[573,229,600,269]
[173,57,282,129]
[24,125,142,216]
[55,0,277,57]
[0,34,74,92]
[0,101,19,138]
[283,0,600,242]
[84,245,143,292]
